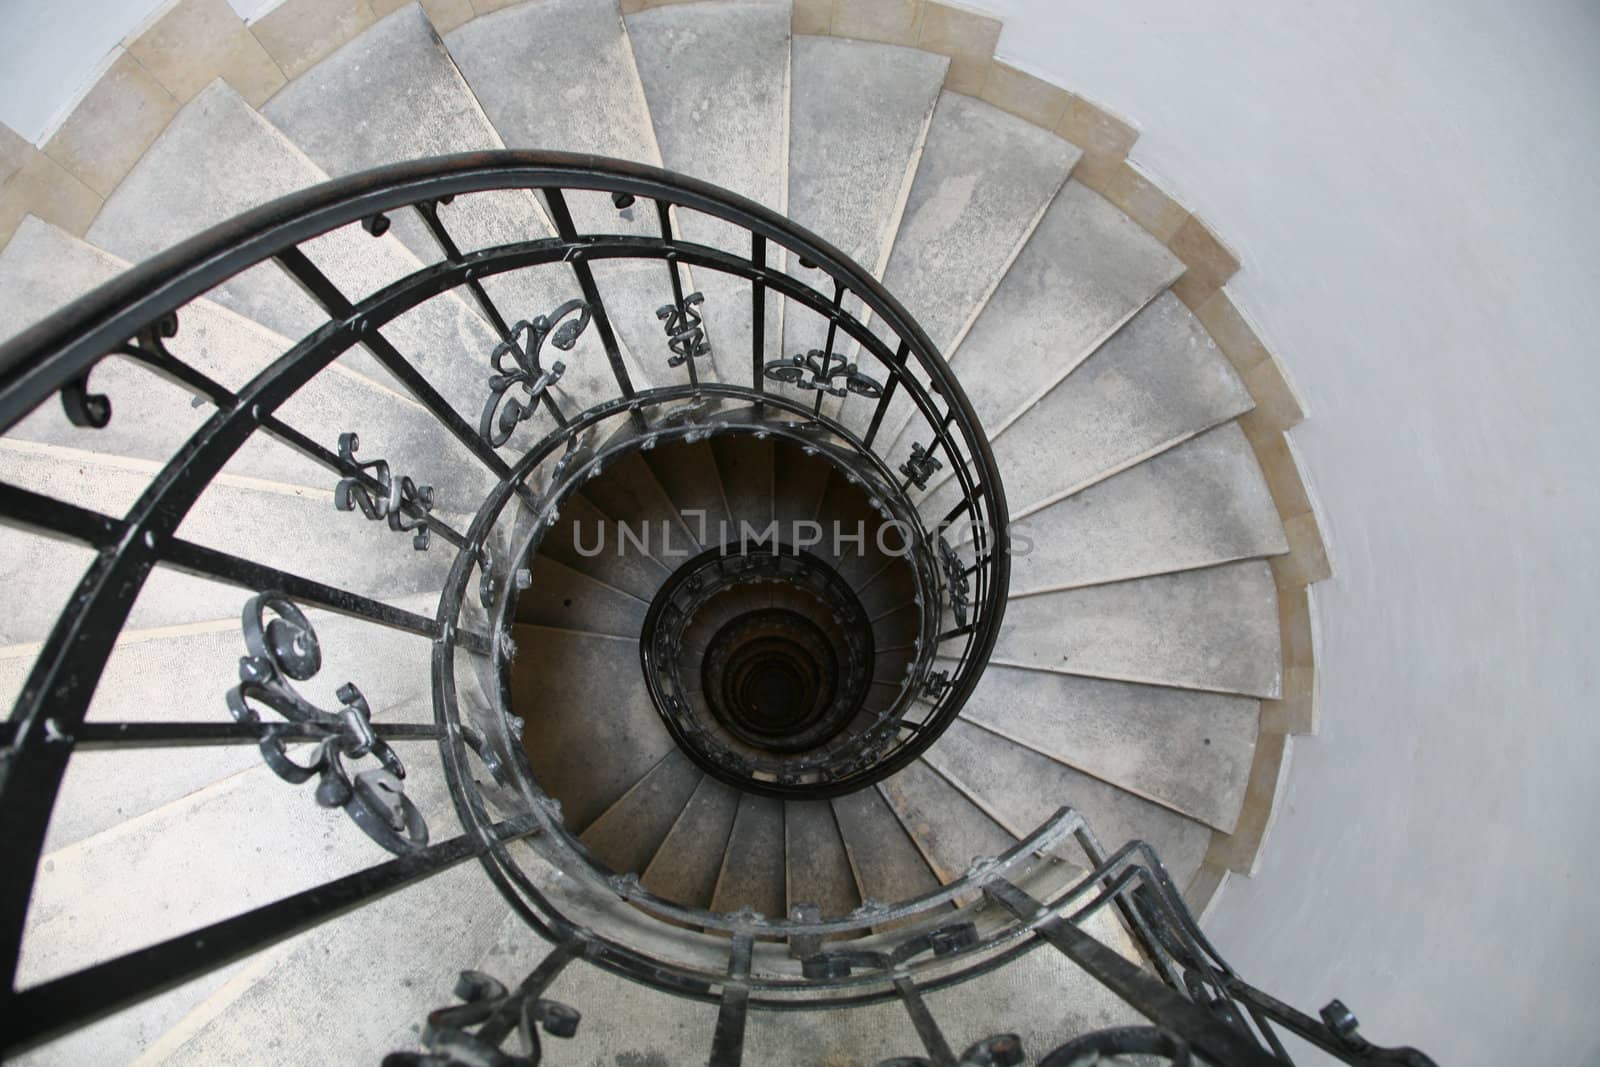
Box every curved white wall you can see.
[985,1,1600,1062]
[2,0,1596,1062]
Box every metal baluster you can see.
[892,977,957,1067]
[541,188,636,399]
[751,233,767,395]
[709,934,754,1067]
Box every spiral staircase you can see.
[0,1,1437,1064]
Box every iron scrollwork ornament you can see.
[657,291,711,368]
[764,349,883,399]
[899,441,943,490]
[480,300,591,448]
[225,592,428,855]
[383,970,580,1066]
[334,432,435,550]
[939,536,972,627]
[59,311,187,429]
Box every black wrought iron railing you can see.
[0,152,1432,1066]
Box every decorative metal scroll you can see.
[657,291,711,368]
[383,970,580,1066]
[764,349,883,399]
[334,432,435,550]
[939,536,971,627]
[225,592,428,854]
[480,300,590,448]
[899,442,943,490]
[59,311,185,428]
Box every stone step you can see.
[884,180,1182,467]
[0,216,498,505]
[994,561,1282,699]
[878,759,1017,885]
[771,438,836,537]
[83,82,509,445]
[784,798,860,921]
[710,433,775,535]
[508,625,675,831]
[640,772,740,909]
[784,35,947,357]
[640,438,734,546]
[960,664,1258,833]
[537,490,674,603]
[0,441,458,645]
[830,784,946,929]
[443,0,687,387]
[710,792,787,920]
[925,290,1254,522]
[515,553,648,637]
[260,3,651,416]
[580,748,702,872]
[584,448,708,562]
[925,719,1211,893]
[1009,422,1288,595]
[0,591,441,854]
[626,0,790,378]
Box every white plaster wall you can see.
[982,1,1600,1062]
[0,0,1596,1061]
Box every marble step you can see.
[925,718,1212,893]
[923,290,1253,523]
[878,759,1017,885]
[579,748,702,871]
[784,35,947,359]
[994,561,1283,699]
[640,772,740,909]
[84,81,510,447]
[260,3,649,417]
[0,216,498,505]
[0,440,458,645]
[784,798,860,921]
[508,624,675,831]
[444,0,688,386]
[1008,421,1288,595]
[710,791,787,919]
[883,180,1182,469]
[626,0,790,377]
[960,663,1258,833]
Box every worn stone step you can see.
[0,216,497,505]
[710,433,775,536]
[960,663,1258,833]
[536,490,674,603]
[640,438,734,546]
[514,553,648,637]
[1009,422,1288,595]
[627,0,790,378]
[830,785,945,928]
[784,798,860,921]
[995,561,1282,698]
[878,759,1017,885]
[84,82,510,445]
[883,180,1182,470]
[260,3,651,417]
[0,441,458,645]
[771,438,836,537]
[444,0,689,387]
[925,290,1253,522]
[710,792,787,920]
[925,719,1211,893]
[784,35,947,365]
[580,748,702,871]
[509,625,674,830]
[640,772,741,909]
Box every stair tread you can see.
[1008,421,1288,594]
[516,553,648,637]
[830,786,945,923]
[0,216,498,504]
[994,561,1282,698]
[640,773,740,908]
[958,663,1258,833]
[509,625,675,831]
[784,798,860,921]
[84,82,503,435]
[581,449,706,560]
[580,748,702,871]
[710,792,787,919]
[879,760,1017,884]
[875,91,1079,358]
[0,443,456,644]
[261,3,647,413]
[926,719,1211,891]
[640,439,734,545]
[538,491,673,603]
[932,290,1254,520]
[710,433,775,538]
